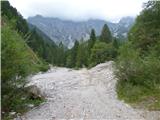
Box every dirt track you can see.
[21,61,160,120]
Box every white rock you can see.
[10,112,16,115]
[27,104,34,108]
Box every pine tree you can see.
[100,24,112,43]
[57,42,65,66]
[88,29,96,53]
[76,42,89,68]
[128,1,160,52]
[113,38,119,49]
[70,41,79,67]
[76,45,83,68]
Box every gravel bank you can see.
[20,61,160,120]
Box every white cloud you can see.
[8,0,148,22]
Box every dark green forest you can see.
[1,0,160,119]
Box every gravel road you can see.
[20,61,160,120]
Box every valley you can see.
[28,15,134,48]
[2,1,160,120]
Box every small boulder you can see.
[26,85,45,99]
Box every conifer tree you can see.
[76,42,88,68]
[70,40,79,67]
[88,29,96,54]
[55,42,65,66]
[113,38,119,49]
[100,24,112,43]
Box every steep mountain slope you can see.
[113,17,135,38]
[1,2,48,118]
[1,1,66,66]
[28,23,57,46]
[28,15,134,48]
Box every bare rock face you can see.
[28,16,134,48]
[21,61,160,120]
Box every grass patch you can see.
[116,80,160,110]
[2,89,45,120]
[115,42,160,110]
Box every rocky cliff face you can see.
[28,15,134,48]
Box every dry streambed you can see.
[20,61,159,120]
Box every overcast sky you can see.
[8,0,148,22]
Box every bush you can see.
[38,64,49,72]
[37,60,50,72]
[1,23,44,119]
[116,2,160,110]
[90,41,117,67]
[116,42,160,110]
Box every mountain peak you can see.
[27,15,135,48]
[118,16,135,24]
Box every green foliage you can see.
[66,41,79,68]
[1,1,29,35]
[66,50,72,67]
[66,40,90,68]
[1,1,50,118]
[116,1,160,110]
[128,1,160,52]
[56,42,66,66]
[1,23,45,119]
[1,1,60,66]
[88,29,96,54]
[25,24,60,66]
[90,41,117,67]
[76,42,89,68]
[116,43,160,109]
[66,27,118,68]
[112,38,119,49]
[2,1,118,70]
[38,61,50,72]
[2,24,38,83]
[100,24,112,43]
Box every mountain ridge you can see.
[28,15,134,48]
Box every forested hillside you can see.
[116,1,160,110]
[1,2,47,119]
[1,1,121,69]
[28,15,134,48]
[1,2,120,118]
[1,17,44,119]
[1,1,57,119]
[1,1,67,66]
[1,0,160,119]
[64,24,119,68]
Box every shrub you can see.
[116,42,160,109]
[90,41,117,67]
[1,23,44,119]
